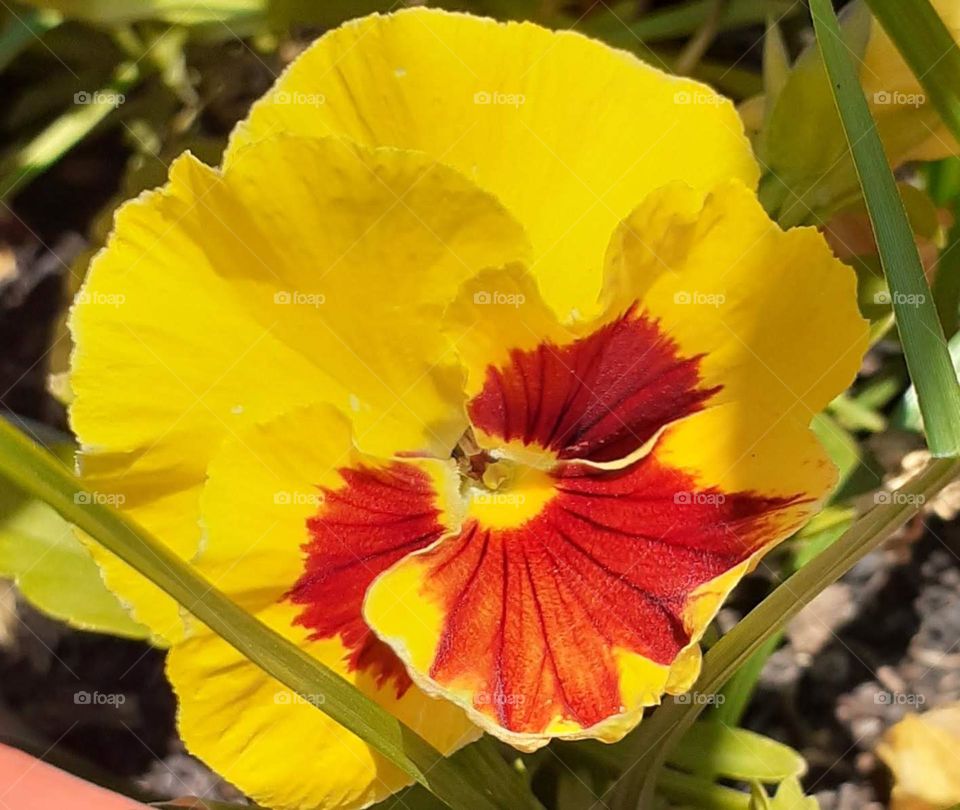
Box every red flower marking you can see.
[467,306,719,462]
[287,463,446,697]
[421,456,802,733]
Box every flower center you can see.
[454,431,556,530]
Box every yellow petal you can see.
[170,404,476,810]
[603,179,868,421]
[169,604,477,810]
[229,8,758,321]
[70,136,527,640]
[70,153,326,639]
[76,432,214,642]
[203,135,530,457]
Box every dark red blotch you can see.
[467,306,719,462]
[287,462,445,698]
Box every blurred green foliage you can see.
[0,421,147,637]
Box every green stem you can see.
[812,0,960,457]
[611,456,960,808]
[0,418,542,810]
[674,0,728,75]
[711,632,782,727]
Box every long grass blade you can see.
[811,0,960,456]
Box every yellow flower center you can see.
[464,457,555,530]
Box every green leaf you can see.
[827,393,886,434]
[770,777,819,809]
[669,722,806,783]
[863,0,960,147]
[712,508,855,726]
[609,456,960,809]
[927,156,960,207]
[0,426,146,638]
[898,183,942,242]
[762,16,790,107]
[896,330,960,432]
[20,0,263,25]
[372,786,448,810]
[758,2,873,226]
[854,369,902,412]
[656,768,751,810]
[791,508,856,571]
[556,767,603,810]
[811,412,863,489]
[748,782,772,810]
[811,0,960,457]
[712,633,781,727]
[0,417,542,810]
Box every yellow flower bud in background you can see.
[754,0,960,225]
[861,0,960,163]
[877,703,960,810]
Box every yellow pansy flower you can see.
[69,9,868,809]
